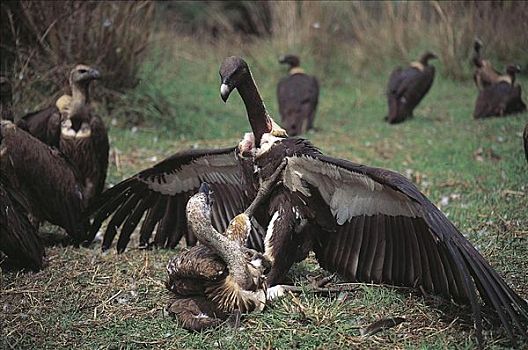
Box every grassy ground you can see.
[2,50,527,349]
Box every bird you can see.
[473,65,527,119]
[166,182,270,331]
[277,54,319,136]
[0,171,45,271]
[219,57,528,346]
[17,64,109,205]
[85,57,287,252]
[472,39,502,90]
[386,51,437,124]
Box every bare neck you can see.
[237,76,272,147]
[70,81,90,116]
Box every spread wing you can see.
[86,147,264,252]
[16,106,61,147]
[282,153,528,342]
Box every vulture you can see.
[166,183,270,331]
[386,51,437,124]
[473,65,527,119]
[277,55,319,136]
[472,39,502,90]
[86,56,527,345]
[0,171,44,271]
[17,64,109,205]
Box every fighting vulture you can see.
[386,51,437,124]
[86,57,527,345]
[277,55,319,136]
[17,64,109,205]
[166,183,271,331]
[473,65,527,119]
[472,39,502,90]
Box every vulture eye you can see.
[78,69,88,74]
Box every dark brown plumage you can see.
[386,51,437,124]
[472,39,503,90]
[17,64,109,205]
[473,65,526,119]
[1,120,87,243]
[0,172,44,271]
[166,183,269,331]
[220,57,528,346]
[277,55,319,136]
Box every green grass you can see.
[2,47,527,349]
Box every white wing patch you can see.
[283,156,422,224]
[141,152,241,195]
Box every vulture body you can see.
[277,55,319,136]
[17,64,109,205]
[86,57,528,345]
[386,52,437,124]
[166,183,269,331]
[473,65,526,119]
[0,172,44,271]
[472,39,502,90]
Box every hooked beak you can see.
[278,56,286,64]
[220,83,233,103]
[90,68,101,80]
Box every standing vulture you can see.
[277,55,319,136]
[472,39,502,90]
[17,64,109,205]
[473,65,527,119]
[386,51,437,124]
[166,183,270,331]
[86,57,527,345]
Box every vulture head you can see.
[419,51,438,65]
[219,56,286,148]
[505,64,521,77]
[474,38,483,53]
[69,64,100,88]
[279,54,301,68]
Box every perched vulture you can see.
[473,65,527,119]
[386,51,437,124]
[0,170,44,271]
[86,56,527,345]
[17,64,109,205]
[472,39,502,90]
[166,183,269,331]
[1,120,87,244]
[277,55,319,136]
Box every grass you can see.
[2,48,527,349]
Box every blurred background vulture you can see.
[17,64,109,205]
[166,183,269,331]
[386,51,437,124]
[473,65,526,119]
[86,56,527,345]
[277,54,319,136]
[472,39,502,90]
[1,78,88,261]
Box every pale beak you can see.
[220,83,231,102]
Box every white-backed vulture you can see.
[277,55,319,136]
[473,65,527,119]
[472,39,503,90]
[17,64,109,205]
[166,183,270,331]
[386,51,437,124]
[86,57,527,345]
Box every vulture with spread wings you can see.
[386,51,437,124]
[17,64,109,205]
[86,57,527,345]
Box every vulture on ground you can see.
[386,51,437,124]
[473,65,527,119]
[472,39,502,90]
[277,55,319,136]
[0,172,44,271]
[17,64,109,205]
[86,57,527,345]
[166,183,270,331]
